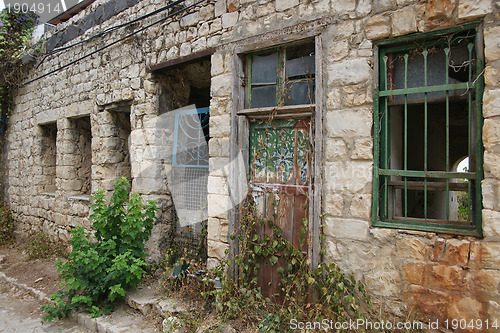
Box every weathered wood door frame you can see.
[228,34,323,279]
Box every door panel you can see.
[248,118,311,300]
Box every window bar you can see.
[404,54,408,218]
[423,50,428,219]
[277,50,285,106]
[247,55,253,108]
[381,55,389,219]
[475,29,484,232]
[445,48,450,220]
[467,43,473,222]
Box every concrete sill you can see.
[68,195,91,202]
[40,192,56,198]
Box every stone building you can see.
[2,0,499,327]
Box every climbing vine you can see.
[0,9,38,132]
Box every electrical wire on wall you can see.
[24,0,207,85]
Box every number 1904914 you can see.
[6,2,63,15]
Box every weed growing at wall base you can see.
[41,178,158,321]
[0,201,13,245]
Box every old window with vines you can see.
[245,42,315,109]
[373,23,484,236]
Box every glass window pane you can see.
[251,53,278,84]
[251,85,277,108]
[286,55,315,78]
[284,80,314,105]
[392,43,471,101]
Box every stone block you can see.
[484,89,500,118]
[180,12,200,27]
[331,0,356,15]
[351,137,372,160]
[349,194,371,220]
[327,59,371,86]
[447,296,484,322]
[403,261,427,286]
[484,151,500,179]
[404,285,451,320]
[365,15,391,40]
[328,39,349,62]
[209,114,231,138]
[356,0,372,16]
[325,108,372,138]
[458,0,492,19]
[207,175,229,195]
[397,237,429,260]
[485,64,499,86]
[211,73,232,97]
[470,242,500,269]
[207,193,230,219]
[211,53,224,76]
[482,209,500,238]
[324,193,344,216]
[323,216,370,241]
[422,0,457,30]
[324,161,373,193]
[324,138,348,161]
[482,179,500,211]
[470,269,500,297]
[209,137,230,157]
[392,7,417,37]
[222,12,238,28]
[364,270,401,297]
[215,0,226,17]
[432,238,470,267]
[485,26,500,63]
[483,118,500,151]
[207,240,229,260]
[427,264,470,291]
[276,0,299,11]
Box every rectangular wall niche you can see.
[97,109,131,185]
[40,123,57,194]
[69,116,92,196]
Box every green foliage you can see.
[197,196,424,332]
[0,201,13,245]
[27,232,68,260]
[0,9,38,129]
[42,178,158,322]
[457,191,469,222]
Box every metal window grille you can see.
[372,23,484,236]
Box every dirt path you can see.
[0,280,89,332]
[0,246,64,297]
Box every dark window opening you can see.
[373,25,483,236]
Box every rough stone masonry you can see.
[2,0,500,327]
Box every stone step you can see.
[125,284,191,318]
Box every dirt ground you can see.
[0,244,64,297]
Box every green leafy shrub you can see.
[42,178,158,321]
[27,232,68,260]
[0,201,13,245]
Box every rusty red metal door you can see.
[249,118,311,300]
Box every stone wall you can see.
[3,0,499,326]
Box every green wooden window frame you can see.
[372,23,484,236]
[245,42,315,109]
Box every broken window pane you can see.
[284,80,314,105]
[286,55,315,78]
[391,43,472,101]
[251,52,278,84]
[251,85,277,108]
